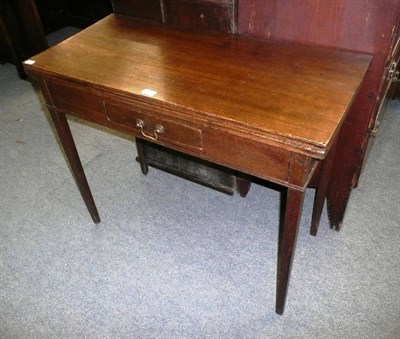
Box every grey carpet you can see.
[1,29,399,338]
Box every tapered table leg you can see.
[135,138,149,175]
[310,140,337,236]
[49,109,100,223]
[236,176,251,197]
[276,187,305,315]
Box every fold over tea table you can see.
[24,14,371,314]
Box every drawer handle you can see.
[136,119,165,141]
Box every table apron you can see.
[43,78,317,190]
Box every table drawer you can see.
[203,129,291,184]
[105,101,203,151]
[45,80,106,123]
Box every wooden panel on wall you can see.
[112,0,237,31]
[112,0,163,21]
[163,0,237,33]
[238,0,399,55]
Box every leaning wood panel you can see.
[163,0,236,33]
[238,0,399,54]
[112,0,163,21]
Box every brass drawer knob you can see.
[136,119,165,140]
[154,124,164,134]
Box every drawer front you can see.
[45,80,106,123]
[105,101,203,151]
[203,129,291,185]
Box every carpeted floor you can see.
[0,28,399,338]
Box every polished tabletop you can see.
[25,14,372,159]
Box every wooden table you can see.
[23,14,371,314]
